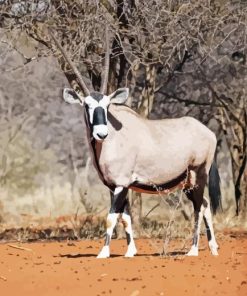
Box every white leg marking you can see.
[122,213,137,257]
[187,209,204,256]
[190,171,196,186]
[97,213,119,259]
[203,198,219,256]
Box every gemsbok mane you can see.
[49,28,221,258]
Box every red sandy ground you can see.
[0,234,246,296]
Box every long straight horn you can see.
[100,27,110,94]
[49,29,90,97]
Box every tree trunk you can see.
[219,96,247,217]
[231,151,247,217]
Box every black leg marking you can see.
[110,188,128,214]
[123,197,131,215]
[126,232,131,245]
[105,234,111,246]
[98,187,131,258]
[203,197,208,208]
[192,211,199,246]
[184,167,207,256]
[102,187,128,247]
[203,216,212,242]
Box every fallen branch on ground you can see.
[7,244,33,252]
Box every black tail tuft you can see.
[209,161,222,214]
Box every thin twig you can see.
[7,244,33,252]
[144,202,161,218]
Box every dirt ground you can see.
[0,233,246,296]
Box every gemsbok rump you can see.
[50,29,221,258]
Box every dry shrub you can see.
[0,131,54,195]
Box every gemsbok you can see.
[50,28,221,258]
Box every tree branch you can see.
[158,91,223,107]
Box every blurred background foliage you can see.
[0,0,246,240]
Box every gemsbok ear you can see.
[63,88,84,105]
[109,88,129,105]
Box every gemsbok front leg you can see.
[97,186,130,258]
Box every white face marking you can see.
[84,95,110,141]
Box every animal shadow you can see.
[58,253,123,258]
[57,251,187,259]
[59,253,96,258]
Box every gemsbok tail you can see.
[208,161,222,214]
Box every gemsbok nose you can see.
[97,132,108,139]
[93,124,108,141]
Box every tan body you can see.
[95,104,216,189]
[90,103,221,258]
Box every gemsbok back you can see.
[50,28,221,258]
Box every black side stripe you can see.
[130,170,188,192]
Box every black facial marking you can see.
[93,107,107,125]
[108,111,122,131]
[90,92,104,102]
[84,104,89,119]
[84,105,93,131]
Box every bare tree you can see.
[1,0,246,222]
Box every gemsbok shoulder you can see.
[50,28,221,258]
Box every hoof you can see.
[124,245,137,258]
[97,246,110,259]
[209,243,219,256]
[210,248,219,256]
[187,246,198,256]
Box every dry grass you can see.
[0,184,244,244]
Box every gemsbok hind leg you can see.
[122,200,137,257]
[184,167,207,256]
[202,197,219,255]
